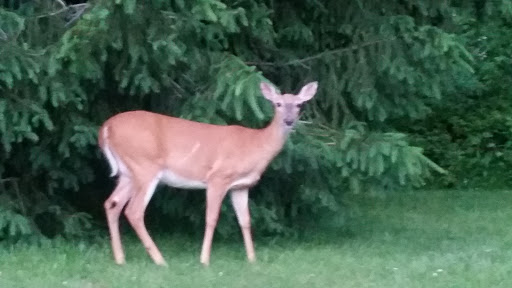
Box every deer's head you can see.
[260,81,318,130]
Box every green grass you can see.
[2,189,512,288]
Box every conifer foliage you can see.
[0,0,476,239]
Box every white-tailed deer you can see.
[99,81,318,266]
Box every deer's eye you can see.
[296,103,303,108]
[275,103,282,107]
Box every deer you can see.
[98,81,318,266]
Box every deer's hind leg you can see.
[104,175,133,265]
[123,170,167,266]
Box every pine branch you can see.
[0,178,25,215]
[246,37,397,67]
[0,28,7,41]
[55,0,67,9]
[34,3,90,26]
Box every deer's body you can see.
[99,82,318,266]
[100,110,285,196]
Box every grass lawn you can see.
[1,189,512,288]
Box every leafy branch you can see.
[34,2,90,26]
[246,37,397,67]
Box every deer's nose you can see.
[284,120,294,126]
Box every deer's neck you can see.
[259,111,290,152]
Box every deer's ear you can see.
[260,82,279,102]
[297,81,318,102]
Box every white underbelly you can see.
[160,169,207,189]
[228,173,260,190]
[158,170,260,191]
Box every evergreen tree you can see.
[0,0,486,239]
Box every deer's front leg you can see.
[200,182,229,266]
[231,189,255,262]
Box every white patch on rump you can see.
[101,147,129,177]
[101,126,130,177]
[101,127,119,176]
[102,145,119,176]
